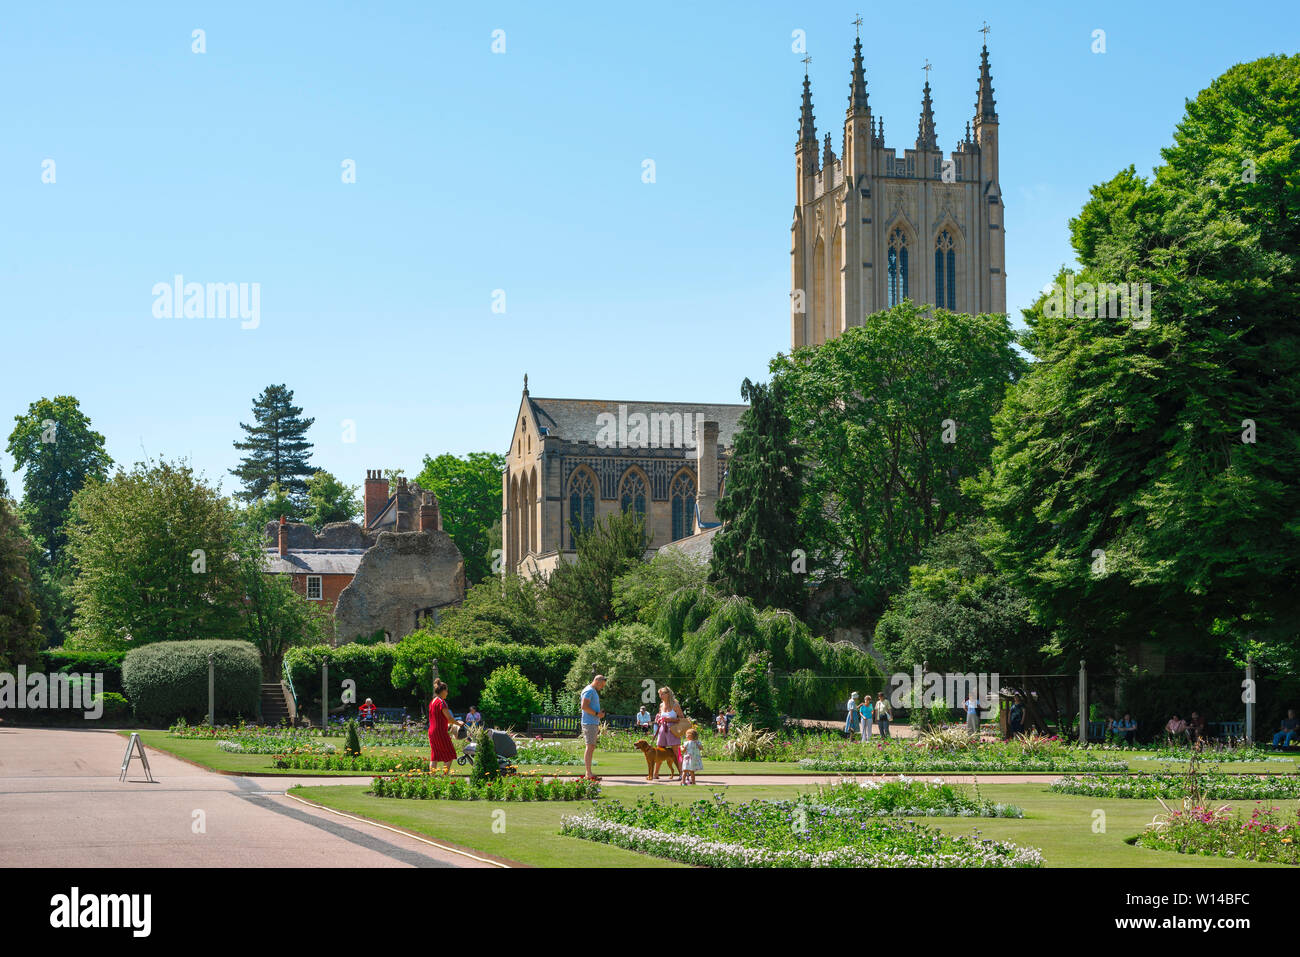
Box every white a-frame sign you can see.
[119,732,155,783]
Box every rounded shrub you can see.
[470,726,500,784]
[479,665,544,732]
[562,624,673,717]
[95,692,131,723]
[122,640,261,725]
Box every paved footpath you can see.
[0,727,499,868]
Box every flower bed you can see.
[1138,746,1290,764]
[370,772,599,801]
[515,743,582,766]
[169,719,427,748]
[560,793,1041,867]
[1135,803,1300,865]
[272,751,432,773]
[800,754,1127,773]
[218,739,337,755]
[812,777,1023,818]
[1051,772,1300,800]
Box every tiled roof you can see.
[526,397,749,447]
[263,549,366,575]
[658,525,721,564]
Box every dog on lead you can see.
[633,739,681,780]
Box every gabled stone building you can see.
[502,379,748,577]
[263,471,465,642]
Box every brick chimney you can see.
[695,420,720,530]
[364,469,389,529]
[277,515,289,557]
[419,492,441,533]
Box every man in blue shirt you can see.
[579,675,607,780]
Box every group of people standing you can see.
[581,677,704,783]
[844,692,892,741]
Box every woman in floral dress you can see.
[428,679,461,773]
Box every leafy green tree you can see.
[6,396,112,565]
[612,549,708,626]
[977,55,1300,664]
[0,495,43,670]
[658,587,878,715]
[478,664,544,732]
[303,470,360,529]
[773,303,1024,627]
[872,521,1050,674]
[434,575,548,646]
[544,511,648,643]
[414,452,505,584]
[230,385,315,504]
[730,651,781,731]
[710,377,805,612]
[239,481,302,530]
[563,623,675,716]
[64,460,243,650]
[390,627,464,702]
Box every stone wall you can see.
[333,530,465,643]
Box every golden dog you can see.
[633,739,681,780]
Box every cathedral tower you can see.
[791,35,1007,350]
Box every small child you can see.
[680,728,704,785]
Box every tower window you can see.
[934,230,956,310]
[618,470,647,521]
[888,228,909,307]
[670,472,696,542]
[567,470,596,547]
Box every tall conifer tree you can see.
[709,378,805,612]
[230,385,315,503]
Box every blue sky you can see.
[2,1,1295,497]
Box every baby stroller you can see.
[456,728,518,775]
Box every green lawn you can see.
[289,780,1300,868]
[130,730,1300,778]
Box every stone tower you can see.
[791,37,1006,349]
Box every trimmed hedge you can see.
[40,650,127,696]
[461,643,578,707]
[285,643,404,715]
[122,640,261,725]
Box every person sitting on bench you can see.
[358,698,377,729]
[635,706,653,735]
[1273,710,1299,748]
[464,705,483,731]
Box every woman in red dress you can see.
[428,679,461,773]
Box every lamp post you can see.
[207,653,215,727]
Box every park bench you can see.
[526,714,638,736]
[1208,720,1244,741]
[375,707,406,723]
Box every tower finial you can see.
[975,34,998,123]
[916,66,937,152]
[852,14,863,37]
[523,373,529,394]
[823,131,835,168]
[798,68,818,157]
[847,34,869,116]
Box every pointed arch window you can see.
[934,230,956,310]
[888,227,909,307]
[670,472,696,542]
[618,470,647,520]
[567,470,595,547]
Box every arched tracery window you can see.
[888,227,909,307]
